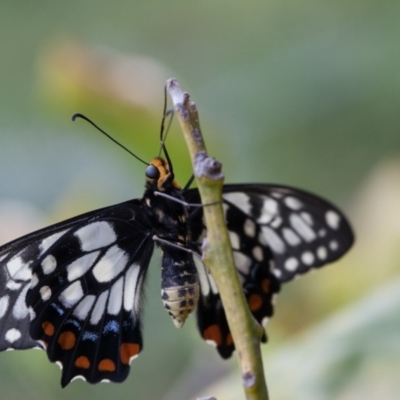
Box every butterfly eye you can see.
[145,165,160,180]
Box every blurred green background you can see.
[0,1,400,399]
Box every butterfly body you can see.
[143,158,202,328]
[0,155,354,386]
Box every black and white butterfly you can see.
[0,116,354,387]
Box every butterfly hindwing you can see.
[220,184,354,282]
[185,184,353,357]
[195,256,281,358]
[0,200,154,386]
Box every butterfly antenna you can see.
[158,86,175,175]
[183,174,195,190]
[159,109,174,152]
[72,113,149,166]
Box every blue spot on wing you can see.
[82,331,99,341]
[66,319,81,330]
[103,320,120,334]
[50,303,64,315]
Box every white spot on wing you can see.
[39,286,52,301]
[30,274,39,289]
[233,251,252,274]
[74,222,117,252]
[92,246,128,283]
[71,375,86,383]
[13,284,30,319]
[6,257,31,281]
[60,281,84,308]
[290,214,316,242]
[282,228,301,246]
[41,255,57,275]
[261,317,269,328]
[317,246,328,260]
[223,192,251,215]
[301,252,315,265]
[261,226,286,254]
[67,252,99,282]
[229,231,240,250]
[29,307,36,320]
[208,273,219,295]
[252,246,263,262]
[108,277,123,315]
[244,218,256,237]
[326,210,341,230]
[123,264,141,312]
[257,197,278,224]
[270,217,282,228]
[284,196,303,210]
[284,257,299,271]
[194,258,210,297]
[300,212,313,226]
[329,240,339,251]
[6,281,22,291]
[258,231,268,246]
[73,295,96,320]
[39,230,67,256]
[5,328,21,343]
[90,291,109,325]
[0,295,10,318]
[272,268,282,278]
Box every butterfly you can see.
[0,114,354,387]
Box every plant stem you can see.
[167,79,269,400]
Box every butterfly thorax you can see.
[143,157,190,241]
[143,157,199,328]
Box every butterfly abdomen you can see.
[161,249,199,328]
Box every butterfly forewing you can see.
[0,200,153,386]
[220,184,354,282]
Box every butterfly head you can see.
[145,157,181,191]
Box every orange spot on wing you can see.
[75,356,90,369]
[120,343,141,365]
[248,293,263,312]
[261,279,270,293]
[57,331,76,350]
[98,359,116,372]
[226,333,234,347]
[42,321,54,336]
[203,324,222,346]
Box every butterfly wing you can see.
[185,184,354,357]
[220,184,354,282]
[194,256,281,358]
[0,200,154,386]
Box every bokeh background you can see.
[1,2,400,399]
